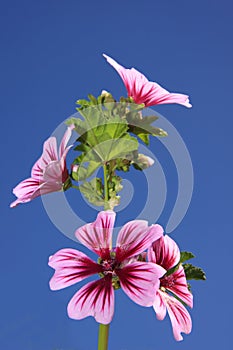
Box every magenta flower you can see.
[103,54,191,108]
[48,211,166,324]
[10,125,74,208]
[148,235,193,341]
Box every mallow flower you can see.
[103,54,191,108]
[48,211,166,324]
[148,235,193,341]
[10,125,74,207]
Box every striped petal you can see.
[75,211,116,259]
[148,235,180,270]
[67,276,114,324]
[116,222,163,262]
[31,137,58,180]
[49,249,102,290]
[103,54,191,108]
[43,161,64,183]
[116,262,166,307]
[154,290,192,341]
[167,266,193,308]
[10,178,40,207]
[58,124,75,159]
[153,292,167,320]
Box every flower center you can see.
[160,275,175,289]
[98,252,121,290]
[100,257,118,276]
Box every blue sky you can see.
[1,0,232,349]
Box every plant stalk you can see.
[98,323,110,350]
[103,163,109,209]
[98,164,110,350]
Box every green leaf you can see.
[77,133,138,164]
[183,263,206,281]
[136,133,150,145]
[101,94,116,109]
[79,178,104,206]
[180,251,195,263]
[126,113,167,143]
[72,160,100,181]
[68,102,140,175]
[87,94,97,105]
[76,99,91,109]
[73,105,129,143]
[115,158,132,172]
[77,124,138,164]
[99,134,138,162]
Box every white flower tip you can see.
[185,97,192,108]
[146,156,154,166]
[49,279,57,291]
[69,123,76,131]
[101,90,110,95]
[72,164,79,173]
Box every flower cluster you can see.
[10,54,204,345]
[10,54,191,208]
[49,211,192,341]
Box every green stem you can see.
[98,165,110,350]
[98,323,110,350]
[103,163,109,209]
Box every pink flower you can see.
[103,54,192,108]
[10,125,74,208]
[148,235,193,341]
[48,211,165,324]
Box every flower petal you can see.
[116,262,166,307]
[67,276,114,324]
[59,145,72,176]
[10,178,40,207]
[153,292,167,320]
[116,222,163,262]
[103,53,141,93]
[75,211,116,259]
[146,88,192,108]
[43,161,63,183]
[58,124,75,159]
[48,249,102,290]
[148,235,180,270]
[167,266,193,308]
[156,290,192,341]
[103,54,191,108]
[31,137,58,180]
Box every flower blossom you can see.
[148,235,193,341]
[103,54,191,108]
[10,125,74,207]
[48,211,165,324]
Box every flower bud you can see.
[133,154,155,170]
